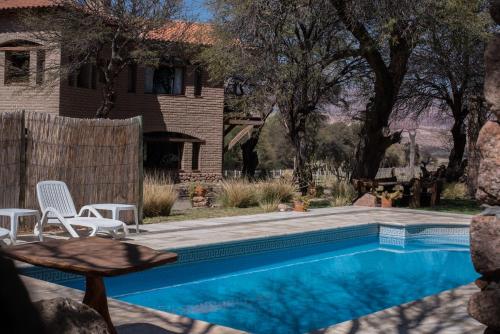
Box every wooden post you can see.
[410,178,421,209]
[136,116,144,225]
[19,110,26,208]
[408,129,417,178]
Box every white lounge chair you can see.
[36,181,129,238]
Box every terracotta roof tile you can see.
[149,21,215,45]
[0,1,214,45]
[0,0,57,10]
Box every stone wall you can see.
[467,2,500,333]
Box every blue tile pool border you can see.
[21,222,470,283]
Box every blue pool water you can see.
[24,236,477,334]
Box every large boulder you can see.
[35,298,110,334]
[476,121,500,205]
[468,290,500,330]
[353,193,377,207]
[485,35,500,120]
[491,0,500,25]
[470,215,500,277]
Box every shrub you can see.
[258,179,297,203]
[218,180,258,208]
[143,172,178,217]
[442,182,468,200]
[258,194,282,212]
[329,179,357,207]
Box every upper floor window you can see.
[69,62,97,89]
[5,51,30,85]
[144,66,184,95]
[193,67,203,97]
[128,63,137,93]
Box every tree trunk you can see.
[446,109,468,181]
[352,101,402,180]
[95,81,116,118]
[408,130,417,178]
[240,131,259,180]
[292,126,311,195]
[466,99,487,196]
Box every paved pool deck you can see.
[14,207,484,334]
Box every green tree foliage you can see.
[22,0,182,118]
[257,115,295,171]
[204,0,359,193]
[403,0,492,181]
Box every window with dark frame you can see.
[76,63,91,88]
[144,66,184,95]
[91,64,97,89]
[5,51,30,85]
[36,50,45,85]
[192,143,201,171]
[74,63,97,89]
[194,67,203,96]
[128,63,137,93]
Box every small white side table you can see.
[0,209,42,244]
[89,204,139,234]
[0,227,10,244]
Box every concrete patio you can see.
[16,207,484,334]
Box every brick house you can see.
[0,0,224,183]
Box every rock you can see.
[277,203,291,212]
[491,0,500,25]
[35,298,109,334]
[476,276,491,290]
[468,290,500,330]
[191,196,205,202]
[191,196,208,207]
[470,215,500,277]
[476,121,500,205]
[353,193,377,207]
[485,35,500,120]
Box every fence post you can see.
[19,110,26,208]
[137,116,144,225]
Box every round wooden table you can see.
[3,237,178,334]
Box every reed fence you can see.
[0,112,23,209]
[0,111,143,229]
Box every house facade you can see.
[0,1,224,183]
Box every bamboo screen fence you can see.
[0,111,143,228]
[0,112,23,209]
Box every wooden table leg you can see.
[83,275,116,334]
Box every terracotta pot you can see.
[381,197,393,208]
[193,185,206,197]
[293,201,305,212]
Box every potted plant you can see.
[293,196,310,212]
[193,184,207,197]
[377,191,402,208]
[189,183,208,207]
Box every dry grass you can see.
[257,179,297,203]
[258,195,282,212]
[329,179,357,207]
[442,182,468,200]
[143,172,178,217]
[218,180,259,208]
[218,178,297,209]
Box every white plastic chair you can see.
[36,181,129,238]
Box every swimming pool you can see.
[23,225,477,334]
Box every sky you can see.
[183,0,213,22]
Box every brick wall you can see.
[0,10,225,179]
[59,64,224,176]
[0,12,61,115]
